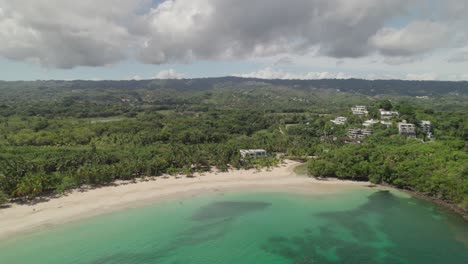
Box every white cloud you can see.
[154,69,185,79]
[405,73,438,81]
[0,0,467,73]
[234,68,468,81]
[273,57,295,66]
[447,45,468,63]
[139,0,411,63]
[234,67,355,80]
[126,75,144,81]
[448,51,468,63]
[447,73,468,81]
[370,21,449,57]
[365,73,399,80]
[383,57,420,66]
[0,0,145,68]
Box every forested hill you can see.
[0,77,467,101]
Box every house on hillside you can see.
[398,121,416,138]
[348,128,373,140]
[420,121,432,133]
[331,116,348,125]
[240,149,267,159]
[351,105,368,115]
[420,121,433,138]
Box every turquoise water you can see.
[0,189,467,264]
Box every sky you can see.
[1,0,468,81]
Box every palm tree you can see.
[0,191,8,206]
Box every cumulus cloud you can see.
[154,69,185,79]
[370,21,449,57]
[139,0,411,63]
[234,67,355,80]
[0,0,145,68]
[0,0,467,69]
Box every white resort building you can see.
[380,120,392,128]
[240,149,267,159]
[420,121,433,138]
[420,121,432,133]
[331,116,348,125]
[380,109,399,119]
[351,105,368,115]
[398,121,416,138]
[363,119,379,127]
[348,128,373,140]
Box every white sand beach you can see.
[0,161,371,240]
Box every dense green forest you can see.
[0,78,467,211]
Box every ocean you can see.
[0,188,467,264]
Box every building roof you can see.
[363,119,379,126]
[240,149,267,153]
[331,116,347,124]
[381,120,392,125]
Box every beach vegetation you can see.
[0,191,7,206]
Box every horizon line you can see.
[1,76,468,83]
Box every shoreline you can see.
[370,182,468,221]
[0,160,372,241]
[399,188,468,221]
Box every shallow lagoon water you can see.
[0,189,467,264]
